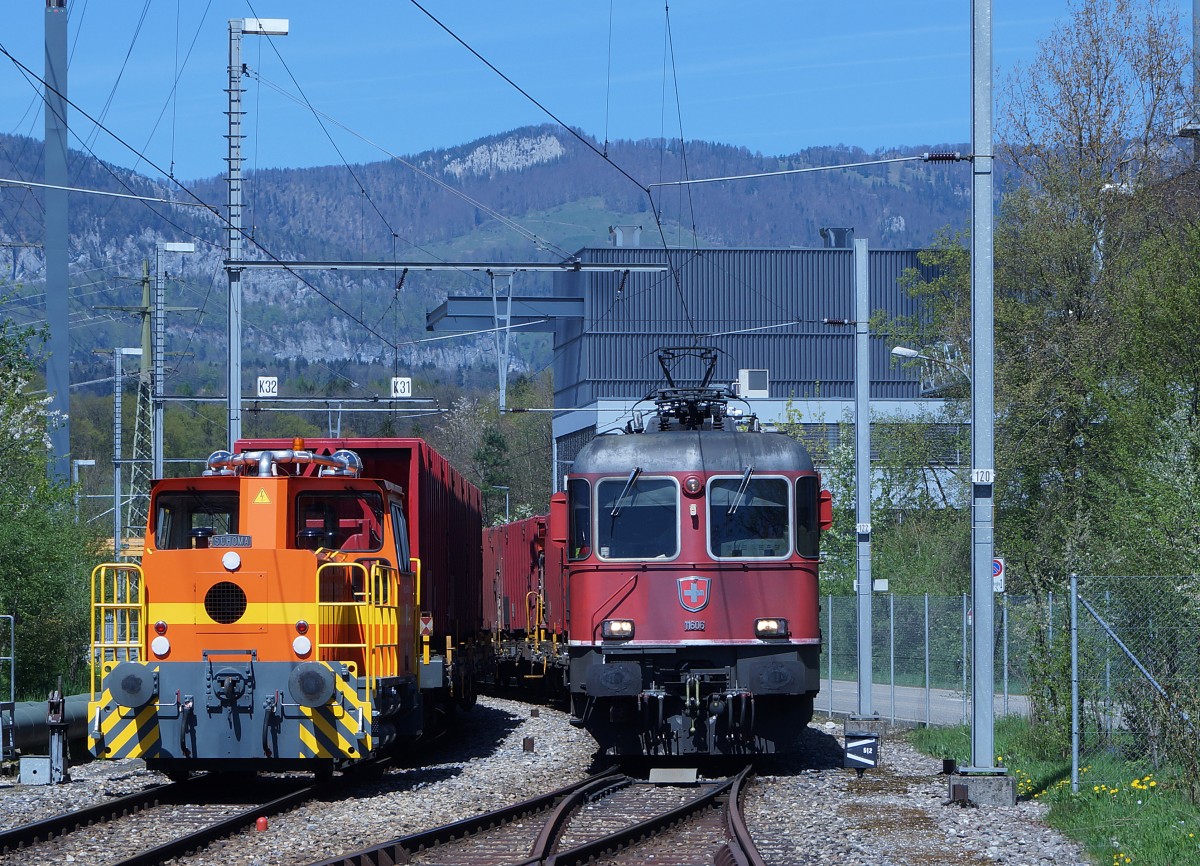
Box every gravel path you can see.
[0,699,1091,865]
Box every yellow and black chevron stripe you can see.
[88,690,161,759]
[297,673,372,760]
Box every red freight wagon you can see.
[237,438,483,652]
[482,516,568,689]
[482,516,568,636]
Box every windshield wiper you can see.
[728,465,754,514]
[610,467,642,517]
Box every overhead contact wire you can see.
[407,0,651,198]
[0,42,399,360]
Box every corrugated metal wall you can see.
[553,246,934,406]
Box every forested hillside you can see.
[0,123,972,383]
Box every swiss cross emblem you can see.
[678,576,710,612]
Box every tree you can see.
[427,374,554,525]
[1001,0,1189,213]
[993,0,1192,589]
[0,300,103,698]
[986,0,1196,742]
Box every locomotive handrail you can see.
[89,562,145,698]
[525,590,545,646]
[314,560,402,693]
[315,561,370,685]
[410,557,426,666]
[367,562,401,691]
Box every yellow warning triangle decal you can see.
[254,488,271,504]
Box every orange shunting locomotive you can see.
[88,437,481,778]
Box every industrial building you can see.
[427,230,947,484]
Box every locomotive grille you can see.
[205,580,248,624]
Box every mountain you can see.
[0,124,971,390]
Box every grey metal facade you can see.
[551,246,934,410]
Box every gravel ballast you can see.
[0,698,1090,865]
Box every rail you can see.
[719,767,767,866]
[0,779,182,852]
[538,768,745,866]
[306,767,621,866]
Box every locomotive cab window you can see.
[708,475,791,559]
[596,475,679,560]
[154,489,239,549]
[567,479,590,560]
[795,475,820,558]
[390,500,410,567]
[294,490,385,552]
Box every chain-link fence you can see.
[1071,575,1200,796]
[822,584,1200,797]
[819,593,1038,726]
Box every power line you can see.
[0,176,212,208]
[408,0,651,197]
[648,155,926,188]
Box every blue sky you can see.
[0,1,1193,181]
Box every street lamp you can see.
[891,345,971,382]
[112,347,143,560]
[822,239,875,721]
[491,486,510,522]
[226,17,288,449]
[891,345,972,399]
[154,242,194,478]
[72,458,95,518]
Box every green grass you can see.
[910,718,1200,865]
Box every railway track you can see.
[310,765,764,866]
[0,772,332,866]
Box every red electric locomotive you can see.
[553,351,832,756]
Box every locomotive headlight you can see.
[602,619,635,640]
[293,620,312,655]
[754,618,789,638]
[684,475,702,495]
[150,620,170,657]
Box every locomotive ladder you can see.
[315,560,401,693]
[89,563,146,697]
